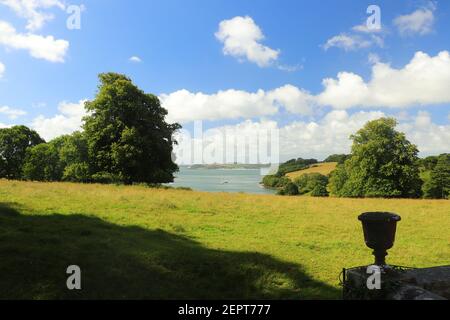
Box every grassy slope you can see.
[286,162,338,180]
[0,180,449,299]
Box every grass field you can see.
[286,162,338,180]
[0,179,449,299]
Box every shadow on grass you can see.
[0,202,340,300]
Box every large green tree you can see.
[329,118,422,198]
[83,73,181,184]
[0,126,45,179]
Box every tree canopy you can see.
[422,154,450,199]
[0,126,45,179]
[83,73,181,184]
[329,118,422,198]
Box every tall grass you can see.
[0,180,448,299]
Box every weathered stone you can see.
[343,265,450,300]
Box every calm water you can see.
[168,168,276,194]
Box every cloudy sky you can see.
[0,0,449,161]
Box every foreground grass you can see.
[0,180,449,299]
[286,162,338,180]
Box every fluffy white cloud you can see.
[394,6,435,36]
[0,105,26,119]
[129,56,142,63]
[215,16,279,67]
[282,110,450,158]
[164,51,450,123]
[174,110,450,163]
[398,111,450,155]
[318,51,450,108]
[0,61,4,77]
[267,85,314,115]
[0,20,69,62]
[31,100,87,140]
[279,110,387,160]
[0,0,65,31]
[161,84,315,124]
[161,88,278,124]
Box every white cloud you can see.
[31,99,87,140]
[268,85,314,115]
[161,88,278,124]
[279,110,387,160]
[0,61,4,77]
[215,16,280,67]
[323,33,382,51]
[0,105,26,119]
[0,122,11,128]
[277,64,303,72]
[398,111,450,155]
[394,6,435,36]
[129,56,142,63]
[174,110,450,163]
[368,53,381,64]
[161,84,315,124]
[164,51,450,124]
[352,24,382,33]
[282,110,450,158]
[317,51,450,109]
[0,0,65,31]
[0,20,69,62]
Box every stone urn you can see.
[358,212,401,266]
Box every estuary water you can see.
[168,167,276,195]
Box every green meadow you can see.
[0,180,449,299]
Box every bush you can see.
[310,184,329,197]
[278,182,299,196]
[295,173,329,196]
[262,175,290,189]
[90,172,121,184]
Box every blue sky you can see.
[0,0,449,161]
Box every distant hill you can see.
[286,162,338,180]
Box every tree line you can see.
[0,73,180,185]
[263,118,449,199]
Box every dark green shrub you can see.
[310,184,329,197]
[262,175,290,189]
[295,173,329,196]
[280,182,299,196]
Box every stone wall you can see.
[343,265,450,300]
